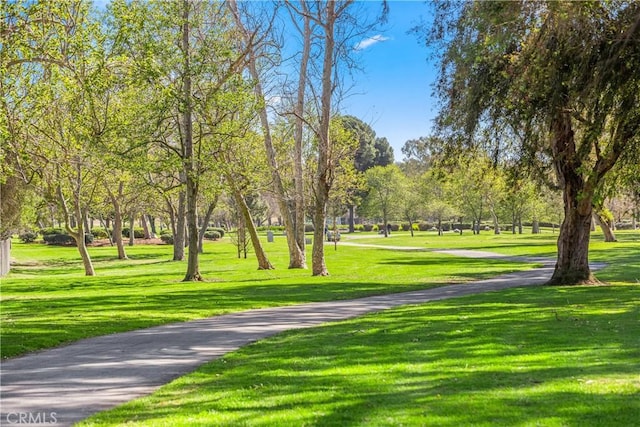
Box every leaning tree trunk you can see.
[197,199,217,254]
[228,178,274,270]
[229,0,306,269]
[593,211,617,242]
[547,114,597,286]
[58,185,95,276]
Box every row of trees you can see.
[3,1,638,285]
[1,0,390,278]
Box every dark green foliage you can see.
[204,231,221,240]
[363,224,374,232]
[206,227,225,238]
[90,228,110,239]
[40,227,64,236]
[43,233,75,245]
[160,234,173,244]
[121,227,145,239]
[304,224,315,233]
[19,231,38,243]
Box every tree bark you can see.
[181,0,202,282]
[173,190,186,261]
[311,1,338,276]
[197,199,217,253]
[228,0,306,269]
[547,113,597,285]
[531,219,540,234]
[141,214,151,239]
[227,176,274,270]
[57,185,95,276]
[593,211,617,242]
[348,204,355,233]
[128,210,135,247]
[105,182,127,260]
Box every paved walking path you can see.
[2,250,556,426]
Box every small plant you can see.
[19,231,38,243]
[160,234,174,244]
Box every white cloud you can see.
[354,35,390,51]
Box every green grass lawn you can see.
[3,230,639,425]
[2,234,535,359]
[80,285,640,427]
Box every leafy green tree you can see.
[363,165,404,237]
[428,1,640,284]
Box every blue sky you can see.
[342,1,438,159]
[93,0,437,159]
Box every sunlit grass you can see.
[80,285,640,426]
[1,236,532,359]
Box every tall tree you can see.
[229,0,306,269]
[362,165,404,237]
[428,1,640,284]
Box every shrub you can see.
[160,234,174,244]
[43,233,75,246]
[41,227,64,236]
[90,228,110,239]
[42,231,94,246]
[207,227,225,238]
[121,227,145,239]
[19,231,38,243]
[304,224,315,232]
[354,224,364,232]
[418,222,431,231]
[363,224,374,232]
[204,230,221,240]
[159,228,172,235]
[390,224,400,232]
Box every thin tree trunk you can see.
[227,176,274,270]
[228,0,306,269]
[593,211,617,242]
[491,210,500,234]
[141,214,151,239]
[311,1,337,277]
[106,182,127,260]
[348,204,355,233]
[531,218,540,234]
[57,185,95,276]
[198,199,217,253]
[128,210,135,247]
[173,190,186,261]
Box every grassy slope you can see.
[81,285,640,426]
[2,234,532,359]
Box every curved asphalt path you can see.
[1,249,561,426]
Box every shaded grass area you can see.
[1,238,532,359]
[80,285,640,427]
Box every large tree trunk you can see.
[228,0,306,269]
[547,113,597,285]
